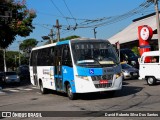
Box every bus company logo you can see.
[89,69,94,74]
[43,69,50,75]
[63,68,67,73]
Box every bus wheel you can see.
[67,84,76,100]
[39,81,47,94]
[147,77,156,86]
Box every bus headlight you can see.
[76,75,89,80]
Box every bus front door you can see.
[32,51,38,86]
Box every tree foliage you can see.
[132,46,140,56]
[0,0,36,49]
[60,35,80,41]
[19,38,38,52]
[5,51,19,70]
[44,35,80,45]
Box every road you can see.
[0,79,160,120]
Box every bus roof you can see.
[32,38,108,51]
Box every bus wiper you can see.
[92,57,103,67]
[107,57,119,65]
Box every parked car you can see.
[17,65,30,82]
[121,62,139,80]
[2,72,20,84]
[120,48,139,69]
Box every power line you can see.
[50,0,70,25]
[62,0,77,24]
[35,1,155,34]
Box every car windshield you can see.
[5,72,17,75]
[0,72,4,76]
[71,41,119,68]
[121,63,132,69]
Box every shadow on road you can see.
[75,85,143,100]
[0,80,31,89]
[43,84,143,101]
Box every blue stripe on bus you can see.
[76,66,103,76]
[62,66,76,93]
[56,40,69,45]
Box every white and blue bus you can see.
[29,39,122,100]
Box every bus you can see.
[29,38,122,100]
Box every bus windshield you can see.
[71,41,119,68]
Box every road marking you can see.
[0,91,6,95]
[31,86,37,89]
[23,88,33,91]
[9,89,20,92]
[0,86,38,94]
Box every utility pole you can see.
[149,0,160,49]
[49,29,54,43]
[15,55,17,70]
[3,49,6,72]
[54,19,61,42]
[18,41,22,66]
[93,27,97,38]
[154,0,160,50]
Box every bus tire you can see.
[39,80,47,94]
[67,84,76,100]
[146,77,156,86]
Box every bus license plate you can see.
[99,80,108,84]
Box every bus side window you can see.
[50,47,55,66]
[62,46,72,67]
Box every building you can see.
[108,12,159,51]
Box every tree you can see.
[60,35,80,41]
[19,38,38,52]
[132,46,140,56]
[19,38,38,65]
[0,0,36,49]
[5,51,19,71]
[44,35,80,45]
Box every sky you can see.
[8,0,156,51]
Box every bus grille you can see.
[91,75,113,88]
[91,75,113,81]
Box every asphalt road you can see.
[0,79,160,120]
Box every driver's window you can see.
[62,46,72,67]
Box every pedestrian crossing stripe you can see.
[9,89,20,92]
